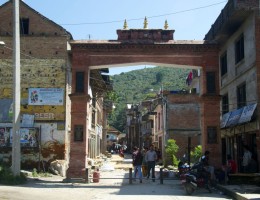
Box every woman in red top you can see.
[227,154,237,174]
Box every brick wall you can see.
[0,1,71,169]
[0,1,70,37]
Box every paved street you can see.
[0,154,233,200]
[0,170,232,200]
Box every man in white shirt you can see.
[242,145,252,173]
[145,145,157,182]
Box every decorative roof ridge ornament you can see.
[123,19,128,30]
[164,20,169,30]
[143,17,148,29]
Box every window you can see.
[207,126,217,144]
[222,93,229,114]
[220,51,227,76]
[76,72,84,93]
[206,72,216,94]
[158,112,161,131]
[235,34,244,64]
[20,18,29,35]
[74,125,83,142]
[237,83,246,108]
[92,110,96,129]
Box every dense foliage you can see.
[165,139,179,166]
[108,66,190,132]
[0,164,27,185]
[190,145,203,164]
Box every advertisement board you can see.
[28,88,64,105]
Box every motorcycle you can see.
[177,161,190,182]
[182,162,212,195]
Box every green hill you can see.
[107,66,191,132]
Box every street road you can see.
[0,169,233,200]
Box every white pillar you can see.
[11,0,21,176]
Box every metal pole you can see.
[162,88,167,163]
[11,0,21,176]
[129,168,132,184]
[188,136,191,166]
[160,168,163,184]
[85,168,89,183]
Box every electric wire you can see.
[60,1,227,26]
[0,0,227,63]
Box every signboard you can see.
[28,88,64,105]
[238,103,257,124]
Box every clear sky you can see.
[0,0,227,74]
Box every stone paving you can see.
[111,153,260,200]
[0,154,259,200]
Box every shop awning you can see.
[238,103,257,124]
[225,107,244,127]
[220,103,257,128]
[220,112,231,128]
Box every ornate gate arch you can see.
[67,28,221,179]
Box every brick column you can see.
[201,95,222,168]
[66,94,90,179]
[200,61,222,168]
[66,58,91,179]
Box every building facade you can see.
[205,0,260,172]
[0,1,111,174]
[0,1,72,169]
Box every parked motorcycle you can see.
[177,161,190,182]
[182,162,212,195]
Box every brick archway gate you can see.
[66,29,221,179]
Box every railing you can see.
[85,168,178,184]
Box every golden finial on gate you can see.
[143,17,148,29]
[164,20,169,30]
[123,19,128,30]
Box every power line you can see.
[60,1,227,26]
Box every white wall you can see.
[220,14,257,111]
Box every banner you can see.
[28,88,64,105]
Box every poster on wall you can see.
[28,88,64,105]
[0,127,39,147]
[0,127,11,147]
[21,114,35,127]
[0,99,13,122]
[0,127,6,147]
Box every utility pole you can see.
[11,0,21,176]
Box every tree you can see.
[165,139,179,166]
[156,72,163,83]
[190,145,202,164]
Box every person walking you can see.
[141,147,148,177]
[145,145,157,182]
[132,146,143,183]
[199,150,215,182]
[242,145,252,173]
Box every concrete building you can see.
[205,0,260,172]
[126,1,260,173]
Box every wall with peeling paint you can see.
[0,1,72,170]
